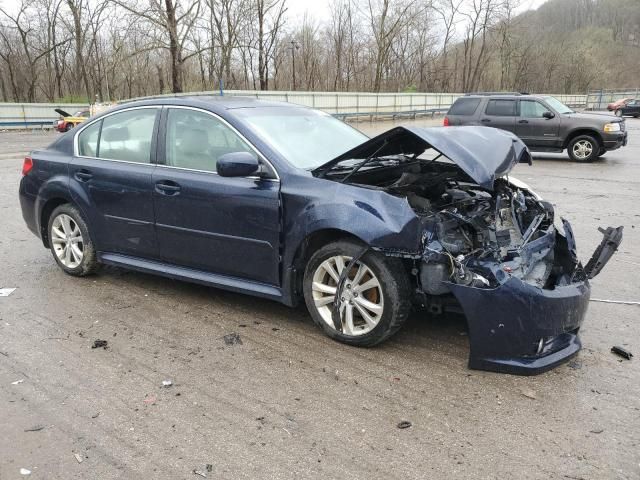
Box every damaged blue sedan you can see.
[19,97,622,375]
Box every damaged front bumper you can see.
[449,277,589,375]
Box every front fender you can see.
[283,176,421,262]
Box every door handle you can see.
[518,120,529,124]
[155,181,181,195]
[481,118,491,123]
[74,169,93,182]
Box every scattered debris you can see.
[568,360,582,370]
[521,389,537,400]
[11,379,24,385]
[272,327,280,331]
[223,332,242,346]
[611,346,633,360]
[19,468,31,476]
[589,429,604,434]
[91,339,108,349]
[91,412,100,419]
[397,421,412,429]
[0,287,16,297]
[24,425,45,432]
[162,380,173,388]
[192,469,207,478]
[143,394,157,405]
[206,464,213,473]
[73,453,83,463]
[590,298,640,306]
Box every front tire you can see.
[567,135,599,162]
[48,204,98,276]
[303,239,411,347]
[615,109,623,117]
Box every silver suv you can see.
[444,93,628,162]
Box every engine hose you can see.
[331,247,369,332]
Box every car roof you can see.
[116,95,301,114]
[461,93,545,100]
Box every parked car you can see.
[54,108,90,132]
[607,97,633,111]
[614,99,640,117]
[444,93,628,162]
[19,97,622,374]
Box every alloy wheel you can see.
[311,255,384,336]
[572,140,593,160]
[51,213,84,268]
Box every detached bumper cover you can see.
[449,277,590,375]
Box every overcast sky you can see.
[287,0,551,24]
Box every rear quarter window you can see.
[448,98,481,116]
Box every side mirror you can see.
[217,152,260,177]
[542,111,555,119]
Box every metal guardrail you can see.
[0,92,588,129]
[586,89,640,110]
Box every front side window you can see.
[78,120,101,157]
[98,109,158,163]
[165,108,254,173]
[485,99,516,116]
[520,101,549,118]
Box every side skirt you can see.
[97,252,284,302]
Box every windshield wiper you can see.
[339,140,390,183]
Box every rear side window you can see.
[449,98,481,116]
[99,109,158,163]
[485,99,516,116]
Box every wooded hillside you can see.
[0,0,638,103]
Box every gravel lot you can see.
[1,118,639,479]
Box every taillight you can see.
[443,116,450,127]
[22,157,33,176]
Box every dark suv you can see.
[444,93,628,162]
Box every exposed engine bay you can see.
[331,158,597,295]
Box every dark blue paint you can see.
[216,152,260,177]
[19,96,595,375]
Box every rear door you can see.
[479,99,517,133]
[515,99,561,148]
[71,107,160,258]
[152,107,281,285]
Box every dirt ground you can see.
[1,117,639,479]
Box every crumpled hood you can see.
[315,125,531,190]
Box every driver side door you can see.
[152,107,281,285]
[515,99,561,149]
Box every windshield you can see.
[233,107,368,169]
[543,96,574,114]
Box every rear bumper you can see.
[19,177,40,238]
[449,276,590,375]
[603,131,627,150]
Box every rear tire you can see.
[567,135,599,162]
[615,109,623,117]
[47,204,98,276]
[303,240,411,347]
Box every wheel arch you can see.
[563,129,603,149]
[282,229,367,307]
[39,196,74,248]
